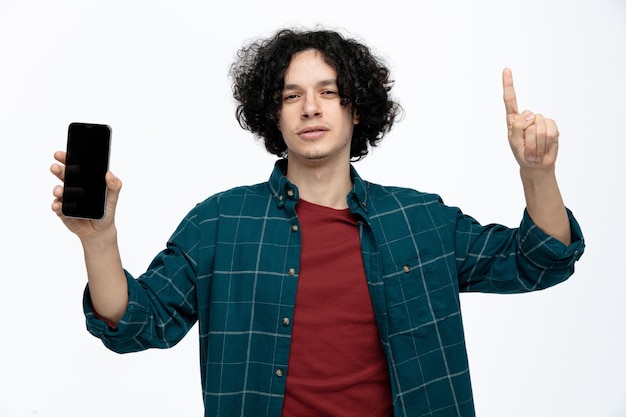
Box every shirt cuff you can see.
[519,208,585,269]
[83,270,151,351]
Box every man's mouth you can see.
[298,126,328,139]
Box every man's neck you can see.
[286,159,352,209]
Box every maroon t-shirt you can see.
[282,199,393,417]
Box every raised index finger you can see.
[502,68,519,116]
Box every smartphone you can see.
[62,122,112,219]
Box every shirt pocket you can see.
[382,254,459,338]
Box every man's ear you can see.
[353,110,360,125]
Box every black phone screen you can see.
[62,122,111,219]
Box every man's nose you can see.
[301,95,322,118]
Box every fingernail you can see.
[525,113,535,122]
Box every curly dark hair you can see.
[229,28,402,160]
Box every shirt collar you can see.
[268,159,297,208]
[268,159,369,215]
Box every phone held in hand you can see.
[62,122,112,219]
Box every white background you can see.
[1,0,624,416]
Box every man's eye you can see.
[322,90,337,96]
[283,94,298,101]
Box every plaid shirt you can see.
[84,160,584,417]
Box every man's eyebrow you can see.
[283,79,338,90]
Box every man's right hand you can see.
[50,150,122,242]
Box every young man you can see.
[50,29,584,417]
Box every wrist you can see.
[519,165,557,185]
[80,226,119,253]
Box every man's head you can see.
[230,28,401,160]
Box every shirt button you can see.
[282,317,290,326]
[287,189,295,197]
[276,368,284,377]
[288,268,296,276]
[291,224,299,232]
[278,195,284,201]
[403,264,411,273]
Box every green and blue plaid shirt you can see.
[84,160,584,417]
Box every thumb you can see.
[508,110,535,144]
[104,171,123,216]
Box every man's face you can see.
[278,49,359,166]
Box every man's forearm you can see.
[81,228,129,325]
[520,168,572,246]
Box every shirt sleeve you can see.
[518,208,584,268]
[83,271,153,353]
[455,207,585,293]
[83,207,204,353]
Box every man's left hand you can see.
[503,68,559,171]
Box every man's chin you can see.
[304,153,328,161]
